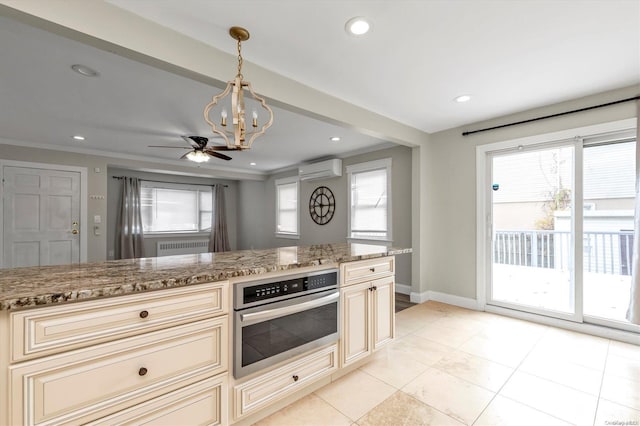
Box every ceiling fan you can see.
[149,136,236,163]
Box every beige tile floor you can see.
[255,301,640,426]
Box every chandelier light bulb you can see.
[220,108,227,126]
[252,109,258,127]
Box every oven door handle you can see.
[239,291,339,325]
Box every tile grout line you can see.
[593,339,611,426]
[469,325,571,426]
[368,309,483,425]
[310,388,357,423]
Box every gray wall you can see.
[423,85,639,300]
[236,145,413,287]
[107,168,239,259]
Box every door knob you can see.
[71,229,79,235]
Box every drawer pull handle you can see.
[139,310,149,319]
[138,367,148,376]
[370,267,376,272]
[292,375,299,382]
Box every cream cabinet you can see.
[340,258,395,367]
[10,281,228,362]
[2,281,229,426]
[233,344,338,420]
[85,374,227,426]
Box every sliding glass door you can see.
[583,140,637,329]
[489,143,578,320]
[487,131,639,332]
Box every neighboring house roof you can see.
[493,141,635,203]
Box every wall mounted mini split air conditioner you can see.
[298,159,342,181]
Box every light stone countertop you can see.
[0,243,411,310]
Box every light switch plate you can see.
[94,215,101,224]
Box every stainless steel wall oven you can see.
[233,269,339,379]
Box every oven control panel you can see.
[240,270,338,305]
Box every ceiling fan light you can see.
[186,151,210,163]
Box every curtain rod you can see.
[112,176,228,188]
[462,95,640,137]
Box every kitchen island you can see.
[0,243,410,425]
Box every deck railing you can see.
[493,230,634,275]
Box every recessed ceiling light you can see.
[73,135,85,141]
[345,17,371,36]
[250,162,257,166]
[71,64,99,77]
[330,136,341,142]
[454,94,472,103]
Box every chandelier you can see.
[203,27,274,150]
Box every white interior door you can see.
[2,165,81,267]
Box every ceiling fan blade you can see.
[181,135,201,148]
[183,135,210,149]
[148,145,193,149]
[206,146,238,151]
[205,150,232,161]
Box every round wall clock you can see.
[309,186,336,225]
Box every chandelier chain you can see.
[236,38,243,79]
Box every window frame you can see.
[140,181,212,236]
[275,176,300,239]
[346,158,393,243]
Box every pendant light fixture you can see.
[203,27,274,150]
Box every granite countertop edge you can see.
[0,244,412,311]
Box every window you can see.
[140,182,212,234]
[275,176,299,238]
[347,158,392,241]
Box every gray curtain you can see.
[209,184,230,252]
[116,177,145,259]
[627,101,640,324]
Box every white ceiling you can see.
[107,0,640,133]
[1,1,638,176]
[0,14,393,175]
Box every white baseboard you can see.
[427,291,480,310]
[408,290,480,310]
[395,283,411,295]
[410,291,429,304]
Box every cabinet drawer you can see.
[11,281,228,362]
[9,317,228,426]
[234,344,337,419]
[341,257,394,286]
[85,374,227,426]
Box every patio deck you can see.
[492,264,632,322]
